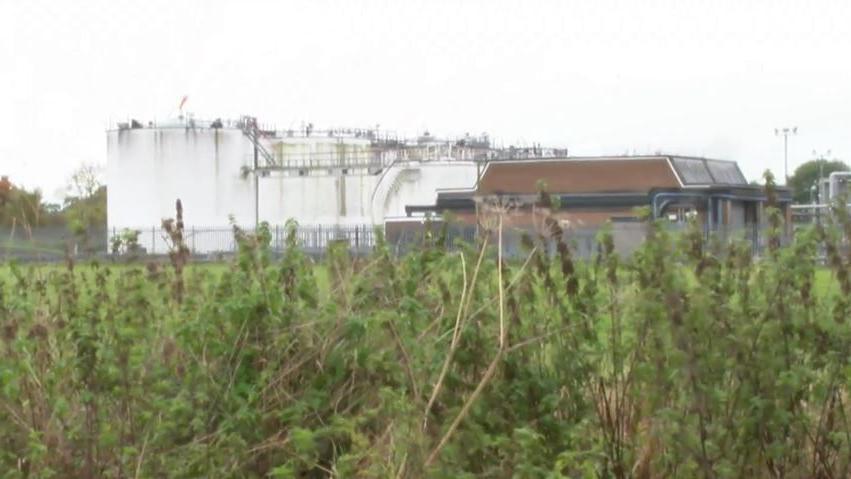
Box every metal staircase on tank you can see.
[239,116,278,169]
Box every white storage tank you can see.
[107,119,257,253]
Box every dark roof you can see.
[426,156,785,216]
[473,155,751,196]
[669,157,747,185]
[477,157,681,195]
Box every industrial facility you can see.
[388,156,793,256]
[107,113,796,257]
[106,114,566,253]
[791,171,851,224]
[413,155,789,227]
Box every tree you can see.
[788,159,850,203]
[0,176,50,228]
[63,164,107,253]
[66,163,102,201]
[0,176,11,208]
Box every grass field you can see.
[1,220,850,477]
[0,257,840,298]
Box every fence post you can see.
[191,226,196,253]
[151,226,156,255]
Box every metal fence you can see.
[113,224,378,258]
[1,226,108,262]
[1,222,801,263]
[369,221,783,260]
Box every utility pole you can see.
[812,149,832,226]
[254,145,259,228]
[774,127,797,185]
[812,149,832,201]
[251,118,260,229]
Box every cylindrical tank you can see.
[107,123,256,253]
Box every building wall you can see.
[473,206,639,229]
[727,200,747,230]
[387,211,647,258]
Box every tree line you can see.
[0,164,106,234]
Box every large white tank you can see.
[259,160,479,225]
[107,121,258,253]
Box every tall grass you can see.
[1,189,850,477]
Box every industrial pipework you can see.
[829,171,851,201]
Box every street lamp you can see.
[775,126,797,184]
[812,149,832,199]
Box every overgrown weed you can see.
[0,191,850,477]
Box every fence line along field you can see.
[1,184,851,477]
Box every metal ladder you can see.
[239,116,277,168]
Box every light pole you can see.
[775,127,797,184]
[812,149,832,200]
[812,149,832,226]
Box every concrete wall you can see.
[727,200,746,230]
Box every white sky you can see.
[1,0,849,201]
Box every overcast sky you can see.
[1,0,849,201]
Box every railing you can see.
[239,117,278,168]
[109,117,567,167]
[111,224,378,257]
[251,152,388,174]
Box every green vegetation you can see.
[1,165,106,258]
[0,166,106,231]
[1,181,851,478]
[788,158,849,204]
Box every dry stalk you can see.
[388,320,420,399]
[424,214,508,468]
[133,431,150,479]
[464,245,538,322]
[395,452,408,479]
[505,325,573,354]
[498,214,505,349]
[422,249,472,430]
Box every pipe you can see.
[651,191,792,237]
[651,192,709,219]
[650,192,714,238]
[829,171,851,202]
[791,204,831,210]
